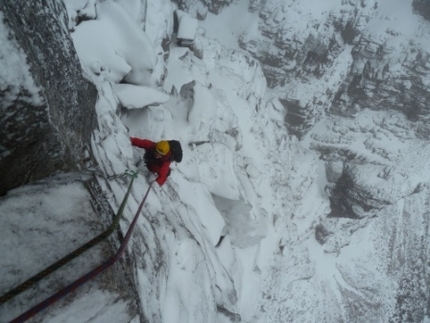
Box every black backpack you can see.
[168,140,183,163]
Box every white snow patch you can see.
[113,84,170,109]
[200,0,260,51]
[176,10,198,41]
[71,0,156,86]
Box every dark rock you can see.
[412,0,430,20]
[279,98,319,139]
[341,19,360,44]
[217,305,241,322]
[327,162,414,219]
[200,0,234,14]
[328,165,376,219]
[315,217,370,253]
[0,0,97,196]
[171,0,232,15]
[315,223,332,245]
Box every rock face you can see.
[177,0,430,321]
[229,0,430,221]
[2,0,429,321]
[233,0,430,141]
[330,35,430,138]
[238,0,353,88]
[413,0,430,20]
[0,0,97,196]
[0,173,140,322]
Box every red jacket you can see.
[130,137,172,186]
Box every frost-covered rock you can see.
[225,0,430,143]
[0,174,139,322]
[413,0,430,21]
[308,108,430,220]
[331,34,430,139]
[0,0,97,195]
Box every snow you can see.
[42,289,133,323]
[176,10,198,40]
[3,0,430,322]
[70,0,157,86]
[200,0,260,51]
[79,1,297,318]
[0,179,98,282]
[175,176,226,247]
[163,47,207,93]
[367,0,421,39]
[0,175,135,322]
[113,84,170,109]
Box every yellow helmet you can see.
[155,140,170,155]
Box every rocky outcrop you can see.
[172,0,233,15]
[388,186,430,322]
[0,0,97,196]
[413,0,430,21]
[235,0,430,224]
[179,7,430,321]
[0,173,141,322]
[238,1,354,88]
[279,98,321,139]
[310,108,430,218]
[331,36,430,139]
[235,0,430,144]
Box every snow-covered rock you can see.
[3,0,430,322]
[176,10,199,46]
[0,174,139,322]
[70,0,157,86]
[0,0,97,196]
[113,84,170,109]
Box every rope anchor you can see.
[107,169,138,181]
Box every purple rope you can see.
[9,183,153,323]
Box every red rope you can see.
[9,183,153,323]
[1,173,137,306]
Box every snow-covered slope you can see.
[2,0,430,322]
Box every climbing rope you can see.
[107,169,138,180]
[9,181,153,323]
[0,170,137,306]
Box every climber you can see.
[130,137,174,186]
